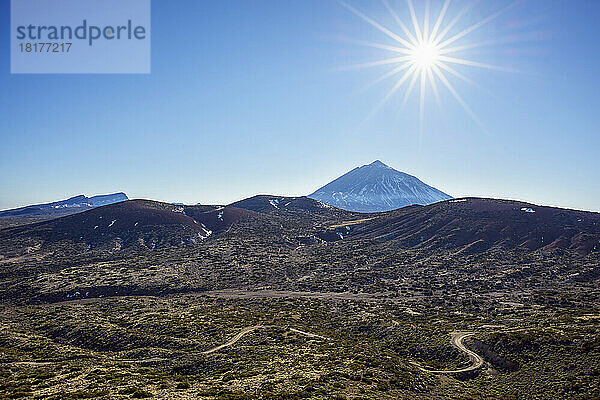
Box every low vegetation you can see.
[0,197,598,398]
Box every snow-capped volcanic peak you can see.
[308,160,452,213]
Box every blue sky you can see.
[1,0,599,211]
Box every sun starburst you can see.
[340,0,516,131]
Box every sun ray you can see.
[432,64,485,129]
[362,62,413,90]
[338,0,414,49]
[431,3,470,45]
[439,32,541,55]
[344,56,413,70]
[437,3,517,49]
[344,38,413,55]
[439,39,503,55]
[436,62,493,96]
[407,0,423,43]
[365,64,418,121]
[401,68,421,109]
[381,0,418,47]
[419,68,427,135]
[423,0,430,42]
[430,0,451,43]
[435,62,476,87]
[427,67,442,110]
[436,55,514,72]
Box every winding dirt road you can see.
[200,325,331,355]
[413,332,484,374]
[289,328,331,340]
[201,325,262,354]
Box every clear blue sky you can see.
[1,0,598,211]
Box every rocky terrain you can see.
[0,194,598,399]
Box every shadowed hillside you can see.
[347,198,600,257]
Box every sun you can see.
[339,0,515,130]
[410,41,440,70]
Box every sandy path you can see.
[201,325,262,354]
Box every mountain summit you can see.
[308,160,452,212]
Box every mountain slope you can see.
[0,200,219,254]
[229,195,360,223]
[344,198,600,257]
[0,199,280,255]
[0,192,128,219]
[3,194,597,259]
[308,160,452,212]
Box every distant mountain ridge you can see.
[308,160,452,212]
[0,192,128,218]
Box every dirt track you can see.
[201,325,262,354]
[414,332,484,374]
